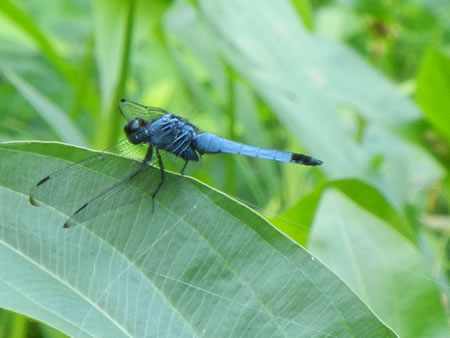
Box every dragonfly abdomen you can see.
[193,133,322,166]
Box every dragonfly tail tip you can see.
[291,153,323,166]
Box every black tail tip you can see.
[309,158,323,166]
[119,98,126,103]
[291,153,323,166]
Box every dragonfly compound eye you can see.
[125,118,145,135]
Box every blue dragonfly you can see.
[30,99,322,228]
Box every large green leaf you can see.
[0,142,395,337]
[308,189,448,337]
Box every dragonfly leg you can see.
[151,148,165,211]
[143,144,154,163]
[181,160,189,175]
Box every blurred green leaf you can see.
[69,35,97,121]
[93,0,134,148]
[361,124,443,208]
[0,141,395,337]
[271,177,415,246]
[308,189,448,337]
[412,0,450,23]
[290,0,314,30]
[315,5,364,40]
[0,310,26,337]
[164,2,241,199]
[2,70,86,147]
[198,0,443,207]
[329,178,415,241]
[233,82,281,205]
[165,1,321,208]
[0,308,68,338]
[0,0,76,84]
[270,186,323,246]
[164,1,227,115]
[416,48,450,142]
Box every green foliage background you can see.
[0,0,449,337]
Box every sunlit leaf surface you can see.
[0,142,395,337]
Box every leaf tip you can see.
[29,195,40,207]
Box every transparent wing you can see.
[119,98,170,122]
[63,156,199,228]
[103,137,148,159]
[29,141,155,225]
[62,156,162,228]
[29,139,201,228]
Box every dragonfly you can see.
[30,99,323,228]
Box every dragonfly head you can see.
[124,118,147,144]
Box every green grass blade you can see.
[3,70,87,146]
[92,0,135,148]
[416,48,450,143]
[0,0,76,84]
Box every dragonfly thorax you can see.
[148,114,198,156]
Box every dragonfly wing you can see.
[63,145,204,227]
[60,148,197,228]
[29,145,197,228]
[29,139,159,227]
[30,117,204,228]
[107,137,148,161]
[119,98,169,122]
[63,156,163,228]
